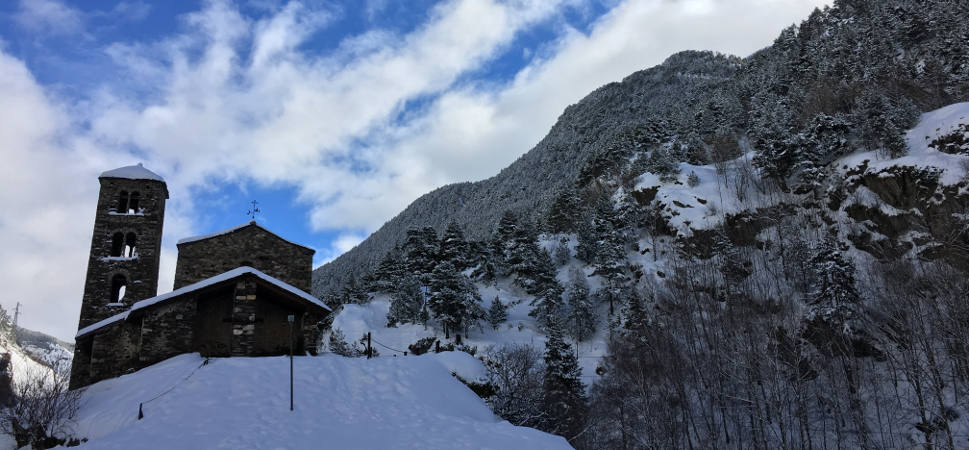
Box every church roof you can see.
[76,266,330,339]
[176,221,314,252]
[99,163,166,182]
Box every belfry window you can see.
[117,191,129,213]
[124,232,137,257]
[110,232,125,257]
[128,192,140,213]
[110,274,128,303]
[116,191,142,214]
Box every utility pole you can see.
[12,302,20,341]
[288,314,294,412]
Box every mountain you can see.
[312,0,969,298]
[15,327,74,376]
[310,1,969,448]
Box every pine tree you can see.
[541,314,587,441]
[574,214,598,264]
[803,239,863,355]
[552,236,571,266]
[471,236,503,283]
[429,262,481,339]
[530,284,565,330]
[565,268,596,342]
[854,90,917,158]
[439,220,471,271]
[488,296,508,330]
[340,274,369,305]
[792,113,853,191]
[387,275,425,326]
[404,227,439,283]
[546,189,581,233]
[328,329,358,357]
[371,247,405,293]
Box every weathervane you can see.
[247,200,261,221]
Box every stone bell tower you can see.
[77,164,168,330]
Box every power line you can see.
[369,335,408,354]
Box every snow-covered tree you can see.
[540,314,587,441]
[439,220,471,271]
[429,262,482,339]
[546,189,581,233]
[529,284,565,330]
[371,247,405,293]
[565,268,596,342]
[803,239,864,355]
[403,227,439,283]
[487,296,508,330]
[387,275,425,326]
[328,329,358,357]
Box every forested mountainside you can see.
[312,0,969,297]
[311,1,969,448]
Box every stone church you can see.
[69,164,331,389]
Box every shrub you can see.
[408,337,437,356]
[0,367,82,449]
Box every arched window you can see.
[128,192,140,214]
[117,191,129,213]
[124,232,137,257]
[110,274,128,303]
[110,232,125,257]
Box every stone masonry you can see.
[78,169,167,330]
[174,222,314,293]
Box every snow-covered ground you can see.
[839,102,969,185]
[68,353,570,449]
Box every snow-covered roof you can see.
[99,163,165,182]
[176,221,313,251]
[76,266,330,339]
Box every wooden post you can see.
[288,314,294,411]
[367,332,372,359]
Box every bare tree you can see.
[0,365,81,449]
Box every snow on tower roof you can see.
[76,266,330,339]
[99,163,165,182]
[176,221,313,251]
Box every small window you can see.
[117,191,129,213]
[110,274,128,303]
[128,192,140,214]
[124,232,137,257]
[110,233,125,257]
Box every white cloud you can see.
[0,0,830,340]
[0,51,100,339]
[13,0,85,35]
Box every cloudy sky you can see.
[0,0,827,341]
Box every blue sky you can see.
[0,0,827,340]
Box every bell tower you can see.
[77,164,168,330]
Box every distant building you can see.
[69,165,330,389]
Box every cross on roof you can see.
[246,200,261,221]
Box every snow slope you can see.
[840,101,969,185]
[332,277,611,389]
[69,353,570,449]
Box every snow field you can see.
[70,353,570,449]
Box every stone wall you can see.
[78,177,167,330]
[174,223,314,292]
[70,274,328,389]
[139,297,197,365]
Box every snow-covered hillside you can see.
[68,353,570,449]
